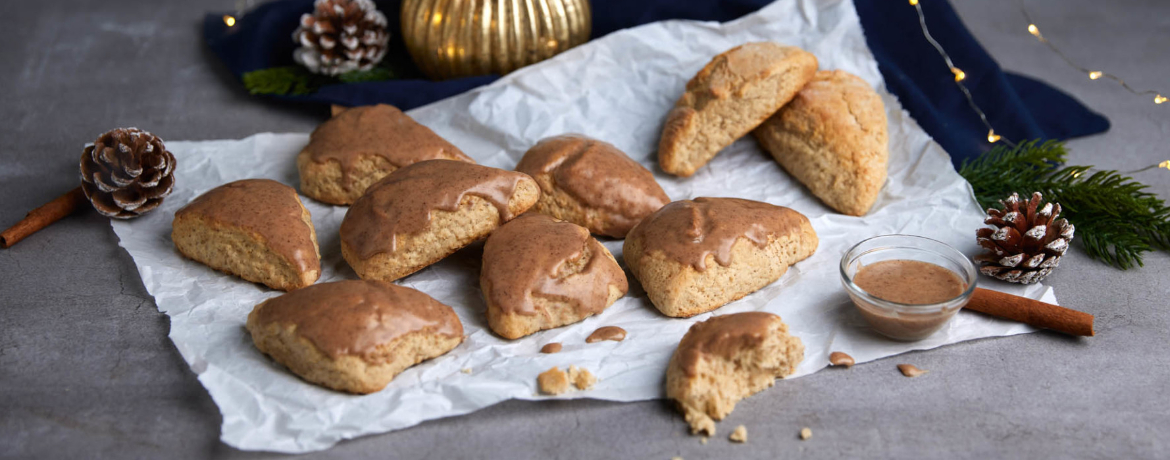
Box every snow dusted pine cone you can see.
[975,192,1075,284]
[293,0,390,76]
[79,128,176,219]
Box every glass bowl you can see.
[840,235,978,341]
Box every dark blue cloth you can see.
[204,0,1109,167]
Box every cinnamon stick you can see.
[965,287,1094,337]
[0,187,86,248]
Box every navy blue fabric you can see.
[204,0,1109,166]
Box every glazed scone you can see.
[659,42,818,177]
[753,70,889,216]
[341,159,540,282]
[297,104,475,205]
[172,179,320,291]
[623,197,817,317]
[246,280,464,394]
[666,312,804,435]
[481,213,628,339]
[515,135,670,238]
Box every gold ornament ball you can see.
[401,0,592,80]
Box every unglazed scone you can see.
[341,159,540,281]
[172,179,320,291]
[658,42,818,177]
[623,197,817,317]
[666,312,804,435]
[515,135,670,238]
[753,70,889,216]
[246,280,464,394]
[297,104,475,205]
[481,213,628,339]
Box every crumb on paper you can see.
[800,427,812,440]
[897,364,928,378]
[537,367,571,395]
[729,425,748,443]
[568,365,597,390]
[460,368,472,374]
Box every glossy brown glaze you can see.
[853,260,965,305]
[341,160,533,259]
[176,179,318,274]
[541,343,563,354]
[516,135,670,236]
[482,213,628,316]
[627,197,808,271]
[250,280,462,360]
[304,104,474,192]
[585,326,627,343]
[676,312,776,377]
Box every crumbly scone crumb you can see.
[829,351,855,367]
[897,364,928,377]
[800,427,812,440]
[568,365,597,390]
[729,425,748,443]
[671,457,683,460]
[461,368,472,374]
[538,367,571,395]
[700,437,708,445]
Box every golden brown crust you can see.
[752,70,889,216]
[658,42,818,177]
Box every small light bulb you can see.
[1088,71,1103,80]
[951,67,966,82]
[1159,160,1170,170]
[1027,24,1039,36]
[223,15,236,27]
[987,130,1001,143]
[1155,95,1168,104]
[909,0,918,5]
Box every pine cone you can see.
[80,128,176,219]
[293,0,389,76]
[975,192,1074,284]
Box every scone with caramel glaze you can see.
[753,70,889,216]
[481,213,628,339]
[515,135,670,238]
[172,179,320,291]
[341,159,540,282]
[667,312,804,435]
[297,104,475,205]
[247,280,464,394]
[658,42,818,177]
[623,197,817,317]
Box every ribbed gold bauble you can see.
[401,0,591,80]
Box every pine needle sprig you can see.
[959,140,1170,269]
[242,64,399,96]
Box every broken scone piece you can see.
[753,70,889,216]
[298,104,475,205]
[481,213,628,339]
[246,280,464,394]
[659,42,818,177]
[341,160,540,281]
[515,134,670,237]
[666,312,805,436]
[172,179,320,291]
[623,197,818,317]
[538,365,598,394]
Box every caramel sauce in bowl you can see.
[840,235,978,341]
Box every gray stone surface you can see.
[1,0,1167,458]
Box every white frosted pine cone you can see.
[292,0,389,76]
[975,192,1075,284]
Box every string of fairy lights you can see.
[909,0,1168,174]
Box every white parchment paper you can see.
[111,0,1055,452]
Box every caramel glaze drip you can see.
[586,326,627,343]
[304,104,474,192]
[341,160,533,260]
[676,311,777,377]
[482,213,628,316]
[176,179,319,275]
[516,135,670,236]
[251,280,463,360]
[853,260,965,304]
[627,197,808,271]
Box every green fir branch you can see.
[959,139,1170,269]
[242,64,399,96]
